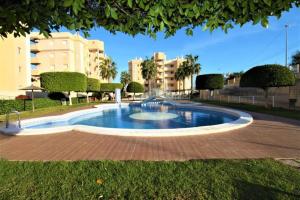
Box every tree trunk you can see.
[190,74,193,98]
[133,92,135,101]
[148,79,151,96]
[183,79,185,95]
[86,92,89,103]
[69,91,72,105]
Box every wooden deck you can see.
[1,111,300,161]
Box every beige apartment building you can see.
[0,32,107,98]
[0,34,31,98]
[128,52,191,92]
[30,32,107,83]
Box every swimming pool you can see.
[0,103,253,137]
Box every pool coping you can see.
[0,103,253,137]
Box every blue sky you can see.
[86,7,300,82]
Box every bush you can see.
[240,64,296,107]
[127,82,144,93]
[100,83,123,92]
[196,74,224,91]
[240,64,295,88]
[0,98,62,115]
[87,78,100,92]
[40,72,87,92]
[48,92,67,100]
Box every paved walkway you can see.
[0,111,300,161]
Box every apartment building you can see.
[128,52,191,92]
[0,34,31,98]
[128,58,144,85]
[30,32,107,83]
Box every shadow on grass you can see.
[234,180,300,199]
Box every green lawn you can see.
[192,99,300,121]
[0,159,299,199]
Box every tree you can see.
[127,82,144,100]
[86,78,100,103]
[196,74,224,98]
[183,54,201,97]
[175,66,186,94]
[1,1,299,38]
[291,51,300,73]
[120,71,131,90]
[141,57,157,95]
[240,64,296,107]
[99,57,117,82]
[40,72,87,105]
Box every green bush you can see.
[240,64,296,107]
[40,72,87,92]
[240,64,295,88]
[100,83,123,92]
[0,98,62,115]
[196,74,224,90]
[87,78,100,92]
[127,82,144,93]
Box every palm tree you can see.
[99,57,117,82]
[120,71,131,90]
[141,57,157,95]
[183,54,201,97]
[175,66,186,95]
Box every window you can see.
[17,47,21,55]
[62,40,67,45]
[18,66,21,72]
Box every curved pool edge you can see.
[0,103,253,137]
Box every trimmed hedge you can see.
[100,83,123,92]
[196,74,224,90]
[127,82,144,93]
[0,98,62,115]
[87,78,100,92]
[40,72,87,92]
[240,64,296,88]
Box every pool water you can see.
[25,104,239,129]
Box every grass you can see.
[0,159,299,199]
[193,99,300,121]
[0,101,105,123]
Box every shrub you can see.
[0,98,61,115]
[48,92,67,100]
[127,82,144,100]
[40,72,87,92]
[127,82,144,93]
[196,74,224,91]
[87,78,100,92]
[100,83,123,92]
[40,72,87,105]
[240,64,296,107]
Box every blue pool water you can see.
[25,104,239,129]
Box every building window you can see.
[18,66,21,72]
[17,47,21,55]
[62,40,68,45]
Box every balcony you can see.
[30,44,40,53]
[31,57,41,65]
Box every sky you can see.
[85,7,300,82]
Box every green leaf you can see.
[110,8,118,20]
[159,21,164,31]
[63,0,73,7]
[127,0,132,8]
